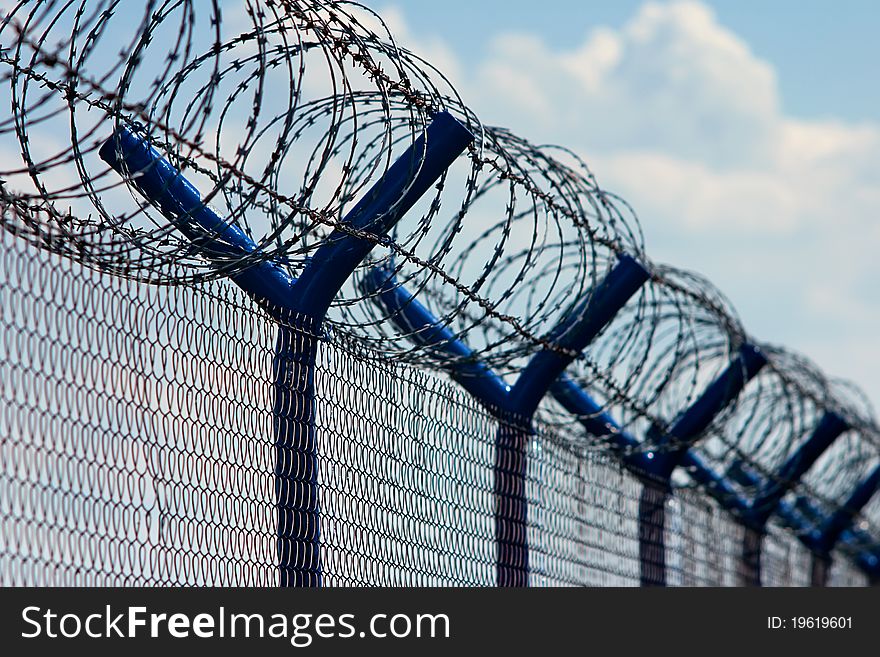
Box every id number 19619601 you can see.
[768,616,852,630]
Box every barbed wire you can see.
[1,0,878,563]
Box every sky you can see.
[374,0,880,408]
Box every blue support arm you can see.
[361,266,510,411]
[550,373,652,472]
[363,253,650,415]
[679,451,751,516]
[99,125,296,312]
[364,254,649,587]
[507,255,649,417]
[793,496,825,525]
[749,411,849,528]
[666,345,766,446]
[550,373,753,515]
[809,463,880,555]
[728,458,822,532]
[646,344,767,478]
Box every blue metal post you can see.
[800,463,880,585]
[809,463,880,556]
[635,344,767,586]
[739,411,849,586]
[363,255,649,586]
[101,112,474,586]
[497,255,649,586]
[271,320,321,586]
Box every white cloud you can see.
[468,1,781,167]
[594,150,800,233]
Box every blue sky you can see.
[375,0,880,407]
[392,0,880,123]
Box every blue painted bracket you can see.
[807,463,880,556]
[680,451,752,516]
[98,125,296,312]
[735,411,849,585]
[747,411,850,529]
[506,255,651,417]
[638,344,766,586]
[727,459,810,531]
[362,255,650,586]
[101,112,474,587]
[644,344,768,479]
[359,266,511,410]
